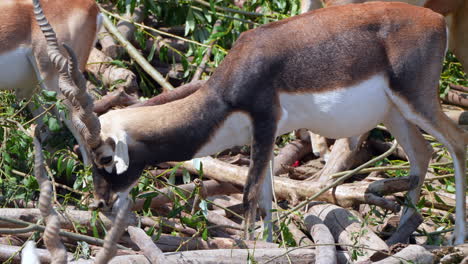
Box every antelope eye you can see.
[99,156,113,165]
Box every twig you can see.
[0,216,130,250]
[101,12,174,92]
[193,0,265,17]
[277,141,398,222]
[191,20,222,82]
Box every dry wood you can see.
[308,203,389,262]
[191,20,221,81]
[129,80,203,108]
[98,26,121,59]
[0,208,137,233]
[151,234,279,252]
[93,87,139,115]
[373,245,434,264]
[304,213,337,264]
[316,134,372,183]
[385,211,423,245]
[87,48,139,93]
[273,139,312,176]
[443,89,468,108]
[444,109,468,126]
[132,180,240,211]
[450,84,468,93]
[206,211,243,236]
[127,226,169,264]
[286,220,314,247]
[116,6,145,43]
[172,157,412,211]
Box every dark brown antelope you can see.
[0,0,101,165]
[37,2,466,244]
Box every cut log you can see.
[273,139,312,176]
[373,245,434,264]
[127,226,169,264]
[132,180,240,211]
[87,48,139,93]
[304,213,337,264]
[443,89,468,108]
[93,87,139,115]
[151,234,279,252]
[308,203,389,262]
[172,157,411,211]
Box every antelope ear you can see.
[113,133,129,175]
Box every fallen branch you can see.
[304,213,337,264]
[129,80,204,108]
[191,20,221,81]
[132,180,240,211]
[443,89,468,108]
[127,226,169,264]
[101,12,174,92]
[93,87,139,115]
[273,139,312,176]
[308,203,389,262]
[373,245,434,264]
[151,234,279,252]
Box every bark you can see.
[373,245,434,264]
[308,203,389,262]
[151,234,279,252]
[129,80,204,108]
[0,208,137,233]
[273,139,312,176]
[304,213,337,264]
[98,27,121,59]
[93,87,139,115]
[127,226,169,264]
[444,109,468,126]
[450,84,468,93]
[87,48,139,93]
[173,157,411,211]
[206,211,243,236]
[443,89,468,108]
[286,220,314,247]
[316,134,372,183]
[132,180,240,211]
[116,6,145,43]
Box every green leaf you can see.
[202,227,208,241]
[41,90,57,101]
[185,9,195,36]
[47,117,61,132]
[199,199,208,218]
[182,169,191,184]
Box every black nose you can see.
[89,199,107,210]
[99,156,113,165]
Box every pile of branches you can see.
[0,1,467,263]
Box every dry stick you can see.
[191,20,222,82]
[277,141,398,223]
[16,120,67,263]
[303,214,337,264]
[193,0,265,17]
[101,12,174,92]
[0,216,130,250]
[94,199,130,264]
[127,226,169,264]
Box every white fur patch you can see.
[278,73,390,138]
[0,47,36,92]
[195,73,391,157]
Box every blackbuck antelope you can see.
[37,1,466,243]
[1,0,101,165]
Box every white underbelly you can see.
[0,47,36,92]
[278,73,390,138]
[278,74,390,138]
[194,73,391,157]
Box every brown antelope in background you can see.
[36,1,466,244]
[0,0,101,165]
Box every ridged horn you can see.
[32,0,102,149]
